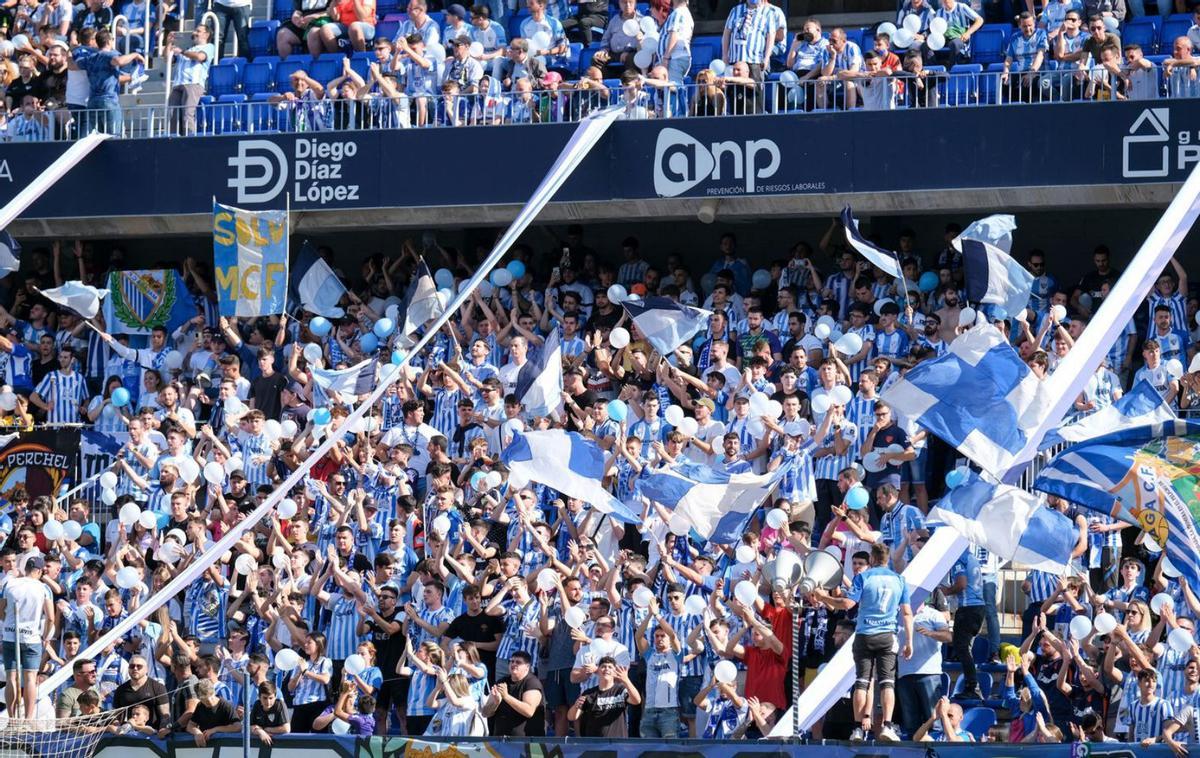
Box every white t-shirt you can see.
[683,419,726,465]
[2,576,51,644]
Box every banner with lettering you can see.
[0,428,78,500]
[212,201,289,317]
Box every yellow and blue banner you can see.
[212,201,288,317]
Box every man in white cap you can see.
[0,555,54,718]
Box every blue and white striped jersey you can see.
[34,370,88,424]
[724,2,778,64]
[293,656,333,704]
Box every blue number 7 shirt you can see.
[848,566,910,635]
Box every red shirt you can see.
[744,643,789,711]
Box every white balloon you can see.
[814,323,831,340]
[63,520,83,541]
[265,419,283,439]
[903,13,921,32]
[735,545,757,564]
[609,327,631,349]
[892,27,914,47]
[766,508,787,529]
[564,605,587,629]
[734,580,759,607]
[0,391,15,411]
[1069,614,1092,640]
[1164,556,1183,578]
[163,351,184,371]
[668,512,691,536]
[765,400,783,418]
[225,456,243,475]
[863,451,886,473]
[927,32,946,50]
[235,553,258,575]
[958,307,977,327]
[714,659,738,684]
[303,343,323,364]
[157,542,183,565]
[633,586,655,608]
[177,457,200,485]
[1051,304,1067,322]
[119,502,141,526]
[709,58,727,76]
[278,498,298,520]
[138,511,158,530]
[331,719,351,735]
[1093,612,1118,635]
[877,21,897,38]
[633,47,653,69]
[469,41,484,57]
[749,392,772,416]
[99,471,119,490]
[203,461,225,486]
[273,552,290,570]
[677,417,698,437]
[101,488,117,506]
[930,16,948,34]
[664,405,685,426]
[281,419,299,437]
[622,17,639,35]
[344,653,367,676]
[1151,592,1174,615]
[1165,359,1184,380]
[1170,627,1195,654]
[811,393,831,415]
[485,471,503,490]
[684,594,707,616]
[835,333,863,356]
[830,385,853,407]
[115,566,140,589]
[433,514,452,537]
[274,648,301,671]
[536,570,558,592]
[42,519,63,541]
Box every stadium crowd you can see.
[0,221,1197,746]
[0,0,1200,135]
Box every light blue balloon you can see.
[846,486,869,510]
[470,471,486,489]
[391,349,407,366]
[751,269,772,290]
[491,269,513,287]
[606,399,628,422]
[360,333,379,353]
[373,318,395,338]
[946,469,966,489]
[434,268,454,289]
[918,271,939,293]
[111,387,130,408]
[506,260,526,279]
[309,316,332,337]
[313,408,332,425]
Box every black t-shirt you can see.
[191,697,239,731]
[38,68,67,105]
[445,611,502,673]
[365,608,405,674]
[586,307,621,332]
[492,674,545,737]
[112,678,169,729]
[576,683,629,738]
[251,698,290,729]
[249,371,288,421]
[7,75,45,107]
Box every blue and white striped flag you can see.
[957,214,1018,254]
[500,429,640,523]
[1041,379,1177,450]
[0,231,20,277]
[636,462,783,544]
[842,206,902,279]
[40,281,108,319]
[311,358,376,406]
[929,472,1077,573]
[621,296,711,356]
[882,323,1050,477]
[514,329,563,418]
[290,241,347,318]
[402,257,445,337]
[959,237,1035,318]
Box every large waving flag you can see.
[958,237,1035,318]
[311,358,377,406]
[0,231,20,277]
[104,270,197,336]
[1034,420,1200,529]
[929,472,1078,573]
[40,281,107,319]
[882,323,1049,477]
[636,462,783,544]
[1041,379,1177,450]
[500,430,640,523]
[212,202,289,317]
[290,241,347,318]
[514,329,563,418]
[957,214,1018,254]
[841,206,902,279]
[621,296,711,356]
[82,429,124,456]
[402,257,446,337]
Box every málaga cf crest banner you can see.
[103,269,198,336]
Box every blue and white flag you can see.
[882,323,1050,476]
[82,429,124,455]
[841,206,902,279]
[1041,379,1177,450]
[0,231,20,277]
[311,358,376,406]
[636,462,783,544]
[621,296,711,356]
[104,270,197,336]
[929,472,1077,573]
[958,237,1034,318]
[402,257,445,337]
[957,214,1018,254]
[514,329,563,418]
[40,281,107,319]
[1158,475,1200,593]
[213,202,289,317]
[290,241,347,318]
[500,430,639,522]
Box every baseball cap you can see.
[696,398,715,411]
[446,3,468,17]
[543,71,563,84]
[24,555,44,571]
[362,495,378,510]
[782,420,806,438]
[230,469,247,481]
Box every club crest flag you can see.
[212,201,289,317]
[104,269,197,336]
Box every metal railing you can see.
[11,66,1200,142]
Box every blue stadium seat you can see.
[310,57,342,86]
[377,20,401,41]
[212,94,247,134]
[248,20,279,58]
[1162,15,1191,49]
[564,41,583,72]
[508,10,531,39]
[221,55,247,77]
[1123,17,1160,53]
[970,25,1007,64]
[844,26,865,51]
[691,36,718,70]
[243,59,276,94]
[578,42,601,73]
[247,93,282,132]
[960,707,996,741]
[350,51,372,80]
[208,60,241,95]
[981,61,1004,103]
[948,62,981,105]
[275,57,305,89]
[272,0,292,22]
[923,64,949,102]
[196,94,216,134]
[950,671,992,701]
[377,0,402,17]
[428,11,445,28]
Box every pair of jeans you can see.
[896,673,942,737]
[982,577,1001,657]
[213,2,250,57]
[85,96,122,135]
[640,707,680,738]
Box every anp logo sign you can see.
[653,127,781,197]
[228,139,289,204]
